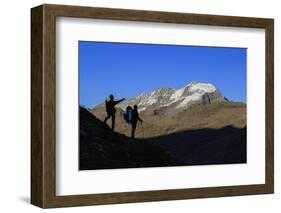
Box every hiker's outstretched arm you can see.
[115,98,125,104]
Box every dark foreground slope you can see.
[151,126,247,165]
[79,107,174,170]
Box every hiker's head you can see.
[134,105,138,110]
[109,94,114,100]
[126,106,132,111]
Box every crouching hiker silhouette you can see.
[104,94,125,131]
[124,105,143,139]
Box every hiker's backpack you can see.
[105,99,110,114]
[123,106,133,124]
[127,108,132,122]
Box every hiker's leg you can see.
[111,113,115,131]
[104,114,111,123]
[131,123,136,139]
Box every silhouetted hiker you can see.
[131,105,143,139]
[123,105,143,139]
[104,95,125,131]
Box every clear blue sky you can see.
[79,41,246,108]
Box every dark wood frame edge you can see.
[31,4,274,208]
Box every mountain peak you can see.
[184,82,217,94]
[115,82,226,113]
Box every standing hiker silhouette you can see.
[123,105,144,139]
[104,95,125,131]
[131,105,143,139]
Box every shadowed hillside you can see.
[150,126,246,165]
[80,107,246,170]
[79,107,175,170]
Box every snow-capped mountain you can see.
[90,82,245,139]
[117,82,227,112]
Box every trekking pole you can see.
[141,121,144,138]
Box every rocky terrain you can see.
[117,81,228,113]
[91,82,246,138]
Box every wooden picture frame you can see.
[31,4,274,208]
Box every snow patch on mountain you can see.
[187,82,216,94]
[170,87,185,101]
[115,82,227,112]
[176,93,202,109]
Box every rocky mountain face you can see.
[117,82,227,114]
[91,82,246,138]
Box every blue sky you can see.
[79,41,246,108]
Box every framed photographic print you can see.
[31,4,274,208]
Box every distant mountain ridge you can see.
[91,81,245,138]
[116,82,227,113]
